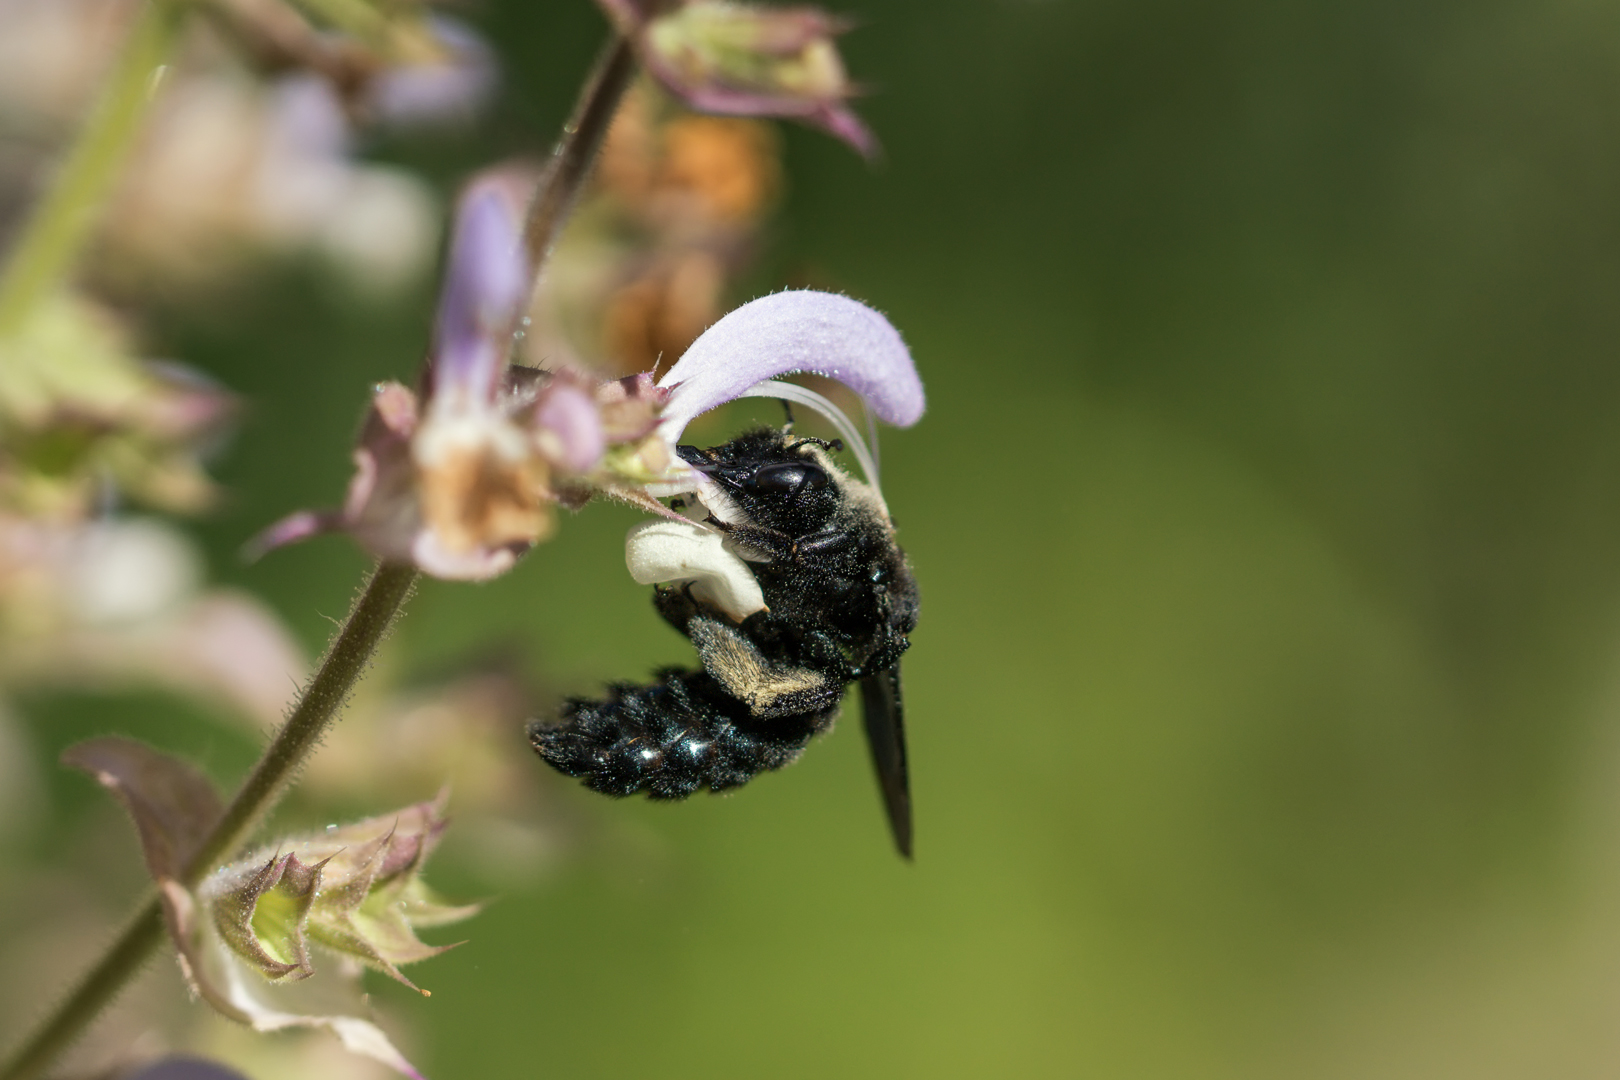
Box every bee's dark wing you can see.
[859,666,912,859]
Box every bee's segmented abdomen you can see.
[529,668,837,800]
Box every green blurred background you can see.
[24,0,1620,1076]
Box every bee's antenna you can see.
[781,399,796,432]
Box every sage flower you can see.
[257,165,921,586]
[254,176,648,579]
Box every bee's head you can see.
[677,430,843,534]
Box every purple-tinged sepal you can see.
[210,851,324,983]
[594,373,676,483]
[202,793,475,994]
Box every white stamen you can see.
[739,380,882,492]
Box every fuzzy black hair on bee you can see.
[529,425,919,856]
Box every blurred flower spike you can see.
[0,296,234,518]
[598,0,877,157]
[256,176,921,580]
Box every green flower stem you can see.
[0,0,187,335]
[0,904,165,1080]
[0,562,418,1080]
[520,33,638,298]
[182,561,418,875]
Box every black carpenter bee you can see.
[528,425,919,856]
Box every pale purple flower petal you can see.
[430,184,529,411]
[534,381,607,473]
[409,528,523,581]
[655,290,922,442]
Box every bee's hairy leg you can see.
[688,616,846,719]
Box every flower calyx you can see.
[62,738,461,1078]
[598,0,877,157]
[203,794,476,992]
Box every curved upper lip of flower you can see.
[651,289,923,491]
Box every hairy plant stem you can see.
[185,562,419,875]
[1,31,644,1080]
[520,33,638,302]
[0,0,186,335]
[0,563,417,1080]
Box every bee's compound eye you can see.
[746,462,828,496]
